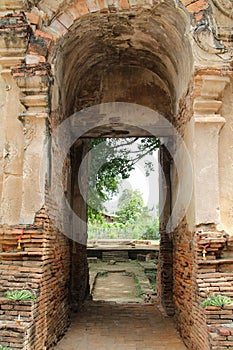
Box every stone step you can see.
[102,251,129,262]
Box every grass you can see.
[145,271,156,291]
[5,290,36,301]
[201,295,232,308]
[133,275,143,297]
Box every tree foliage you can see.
[116,189,145,224]
[141,217,159,240]
[87,137,160,220]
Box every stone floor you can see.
[89,260,156,301]
[55,260,187,350]
[93,271,142,303]
[54,301,187,350]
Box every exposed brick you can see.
[119,0,130,8]
[34,29,53,41]
[74,1,90,16]
[49,19,67,36]
[98,0,108,10]
[186,0,209,13]
[25,12,40,26]
[57,12,74,29]
[217,328,231,336]
[0,207,89,349]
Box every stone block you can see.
[128,0,140,6]
[57,12,74,29]
[186,0,208,12]
[25,12,40,25]
[98,0,108,11]
[74,1,89,16]
[86,0,100,12]
[119,0,130,8]
[66,4,81,19]
[49,19,67,36]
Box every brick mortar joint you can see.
[11,62,52,77]
[0,11,31,35]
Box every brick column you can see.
[157,145,174,316]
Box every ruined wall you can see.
[0,209,71,349]
[192,229,233,350]
[219,78,233,235]
[156,146,174,316]
[0,0,233,349]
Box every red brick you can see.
[187,0,209,12]
[217,328,231,336]
[119,0,130,8]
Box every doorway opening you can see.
[49,2,194,347]
[84,135,160,303]
[54,129,187,350]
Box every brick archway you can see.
[47,0,194,329]
[27,0,209,39]
[0,0,233,349]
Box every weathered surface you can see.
[0,0,232,349]
[54,301,187,350]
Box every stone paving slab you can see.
[93,271,142,303]
[54,301,187,350]
[89,260,155,299]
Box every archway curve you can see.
[49,0,193,121]
[47,2,195,319]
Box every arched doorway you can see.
[47,0,193,343]
[1,0,232,349]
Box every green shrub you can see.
[5,290,36,301]
[201,295,232,308]
[0,345,12,350]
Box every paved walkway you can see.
[55,261,187,349]
[55,301,187,350]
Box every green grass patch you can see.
[201,295,232,308]
[5,290,36,301]
[0,345,12,350]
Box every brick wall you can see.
[0,0,233,349]
[158,217,233,350]
[0,208,89,349]
[174,227,233,350]
[173,219,195,348]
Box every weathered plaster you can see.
[219,79,233,234]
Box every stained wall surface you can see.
[0,0,232,349]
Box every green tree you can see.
[141,217,160,240]
[87,137,160,222]
[116,189,146,224]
